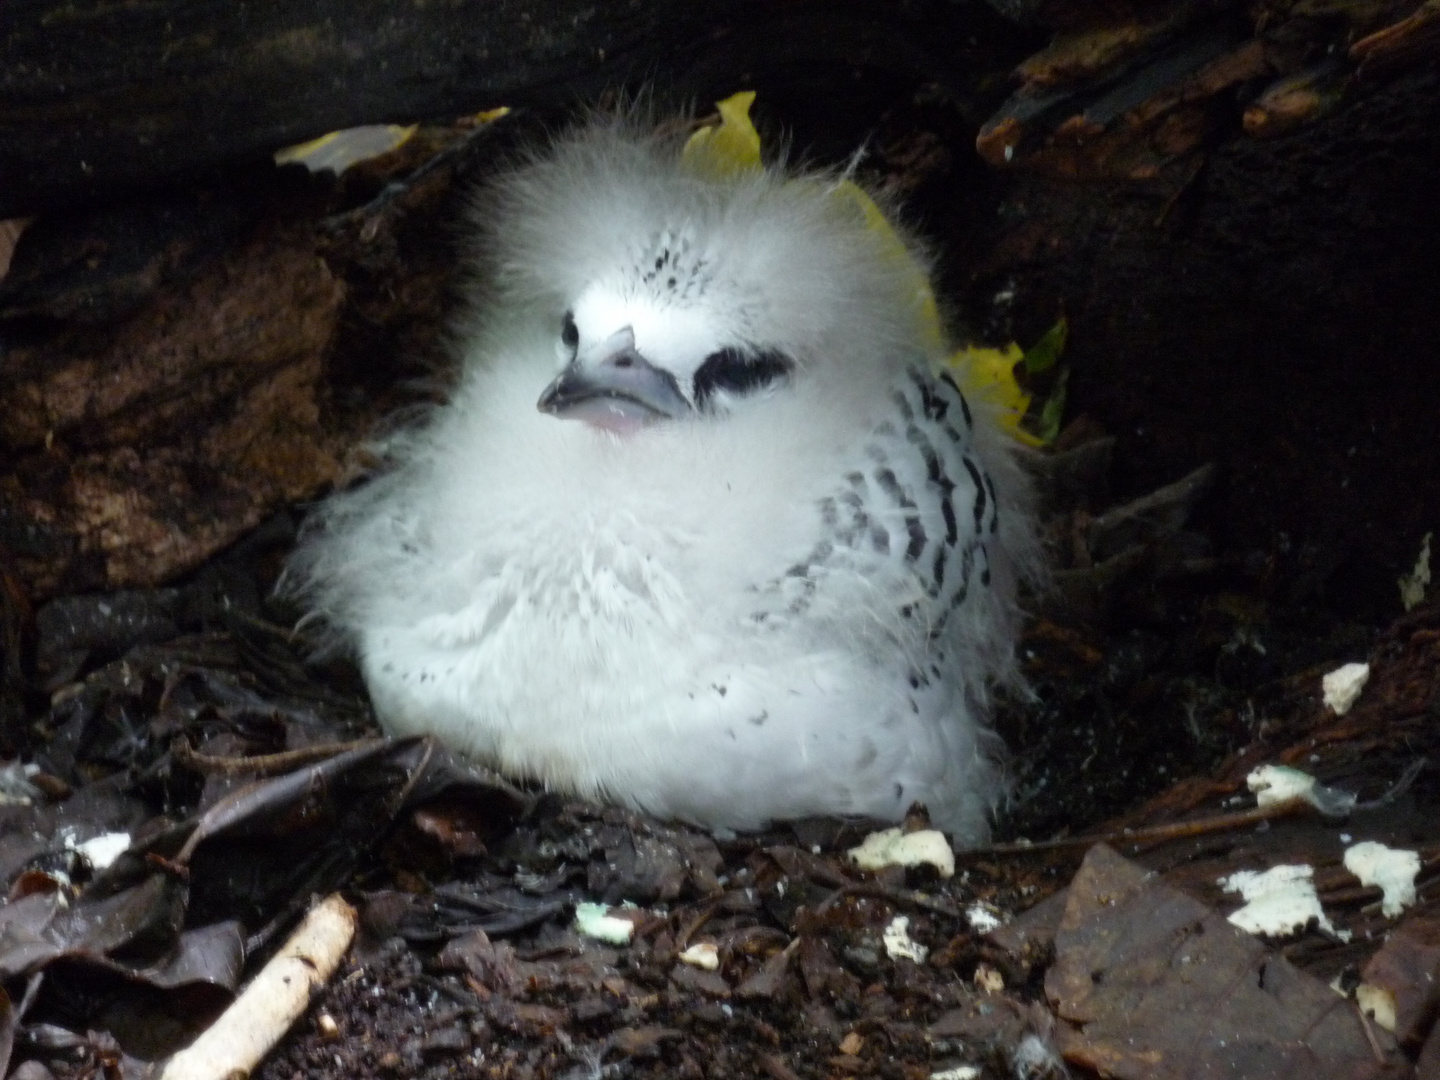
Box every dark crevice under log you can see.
[0,0,1033,218]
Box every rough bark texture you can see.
[1,219,346,595]
[956,64,1440,622]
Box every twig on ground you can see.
[158,893,358,1080]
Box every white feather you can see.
[286,115,1038,844]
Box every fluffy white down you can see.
[287,116,1038,844]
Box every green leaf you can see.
[1035,368,1069,444]
[1023,316,1068,375]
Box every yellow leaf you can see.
[948,344,1045,447]
[274,124,418,174]
[682,92,762,176]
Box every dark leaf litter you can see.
[0,508,1436,1079]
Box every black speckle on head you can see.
[692,347,794,408]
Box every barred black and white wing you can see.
[722,364,1014,835]
[753,366,1001,649]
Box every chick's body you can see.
[290,117,1036,843]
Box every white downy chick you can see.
[287,111,1038,844]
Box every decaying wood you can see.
[962,57,1440,619]
[976,0,1439,179]
[1,221,346,596]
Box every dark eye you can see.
[561,311,579,351]
[692,348,793,408]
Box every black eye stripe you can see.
[692,348,793,407]
[561,311,579,350]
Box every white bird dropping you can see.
[285,105,1038,843]
[848,827,955,877]
[1220,865,1344,939]
[1343,841,1420,918]
[1322,662,1369,715]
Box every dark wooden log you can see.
[0,211,348,597]
[955,63,1440,620]
[0,0,1029,218]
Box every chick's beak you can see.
[538,327,691,428]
